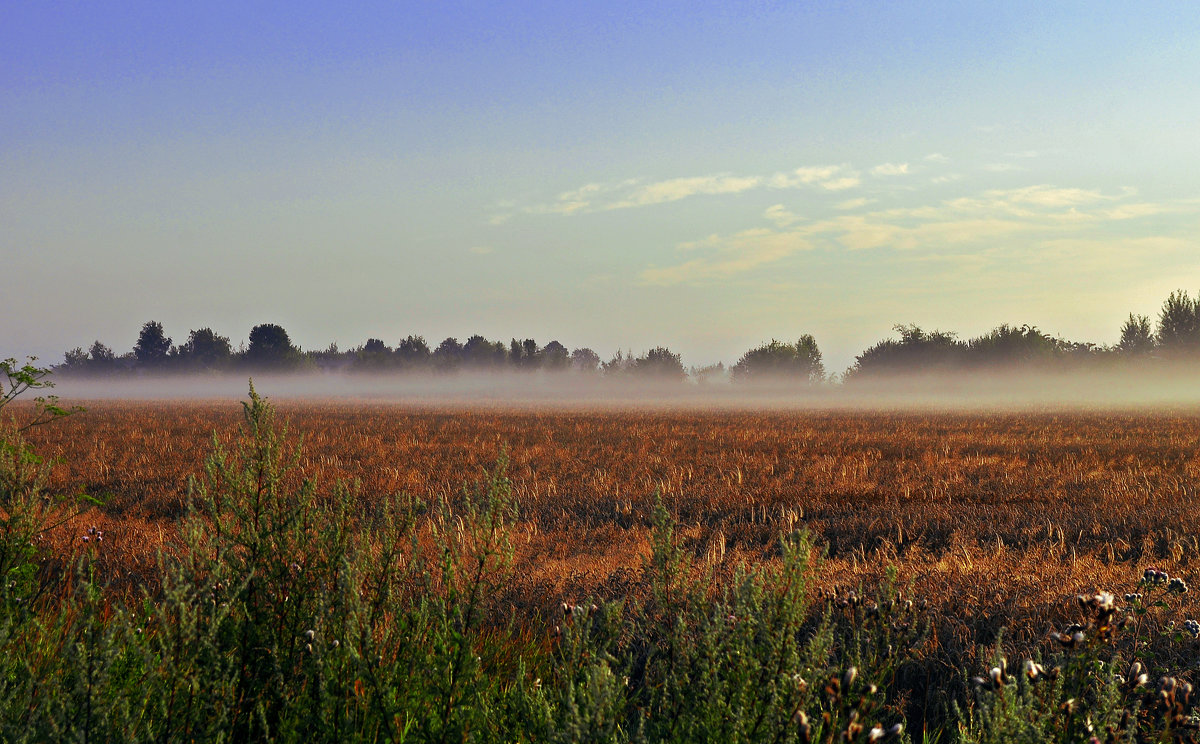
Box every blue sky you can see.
[4,2,1199,372]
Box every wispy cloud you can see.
[767,164,859,190]
[504,163,865,219]
[637,185,1195,286]
[871,162,909,177]
[608,175,761,209]
[640,229,813,285]
[763,204,801,227]
[468,245,494,255]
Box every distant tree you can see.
[69,340,120,375]
[352,338,393,372]
[966,324,1060,368]
[521,339,540,370]
[133,320,173,369]
[396,335,432,368]
[176,328,233,370]
[690,362,727,385]
[570,347,601,373]
[62,347,89,370]
[309,341,351,372]
[602,350,632,376]
[632,347,685,381]
[462,335,506,368]
[89,340,116,364]
[845,324,964,381]
[731,336,825,384]
[1157,290,1200,354]
[1117,314,1155,356]
[541,340,570,370]
[509,339,524,368]
[245,323,301,368]
[433,337,463,371]
[363,338,390,355]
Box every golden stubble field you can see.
[22,398,1200,666]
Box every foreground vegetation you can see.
[8,362,1200,739]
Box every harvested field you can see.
[26,400,1200,648]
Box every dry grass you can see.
[22,399,1200,670]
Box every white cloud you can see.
[768,164,860,191]
[988,185,1112,208]
[1103,202,1173,220]
[468,245,494,255]
[763,204,801,227]
[639,229,813,286]
[635,183,1196,286]
[925,153,950,163]
[871,162,909,176]
[607,175,761,209]
[835,197,874,210]
[982,163,1022,172]
[820,176,861,191]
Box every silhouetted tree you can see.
[363,338,389,355]
[1117,314,1155,356]
[602,350,632,376]
[541,340,570,370]
[352,338,393,372]
[509,339,523,368]
[433,337,463,371]
[245,323,301,368]
[176,328,233,370]
[396,335,432,368]
[731,336,824,384]
[1157,290,1200,355]
[521,339,540,370]
[462,335,506,368]
[134,321,172,369]
[690,362,727,385]
[632,347,685,381]
[845,324,964,381]
[62,347,89,371]
[966,324,1060,367]
[570,347,601,373]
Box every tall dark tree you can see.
[1117,314,1155,356]
[176,328,233,370]
[731,336,824,384]
[362,338,389,355]
[134,321,172,368]
[521,339,540,370]
[541,340,570,370]
[845,324,964,381]
[433,337,463,371]
[632,347,685,380]
[62,347,89,370]
[1157,290,1200,354]
[351,338,393,372]
[396,335,432,368]
[462,335,506,368]
[570,347,601,373]
[966,324,1060,367]
[245,324,299,368]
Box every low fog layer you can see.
[42,368,1200,410]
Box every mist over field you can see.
[42,366,1200,410]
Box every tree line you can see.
[51,289,1200,385]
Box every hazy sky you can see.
[4,2,1199,372]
